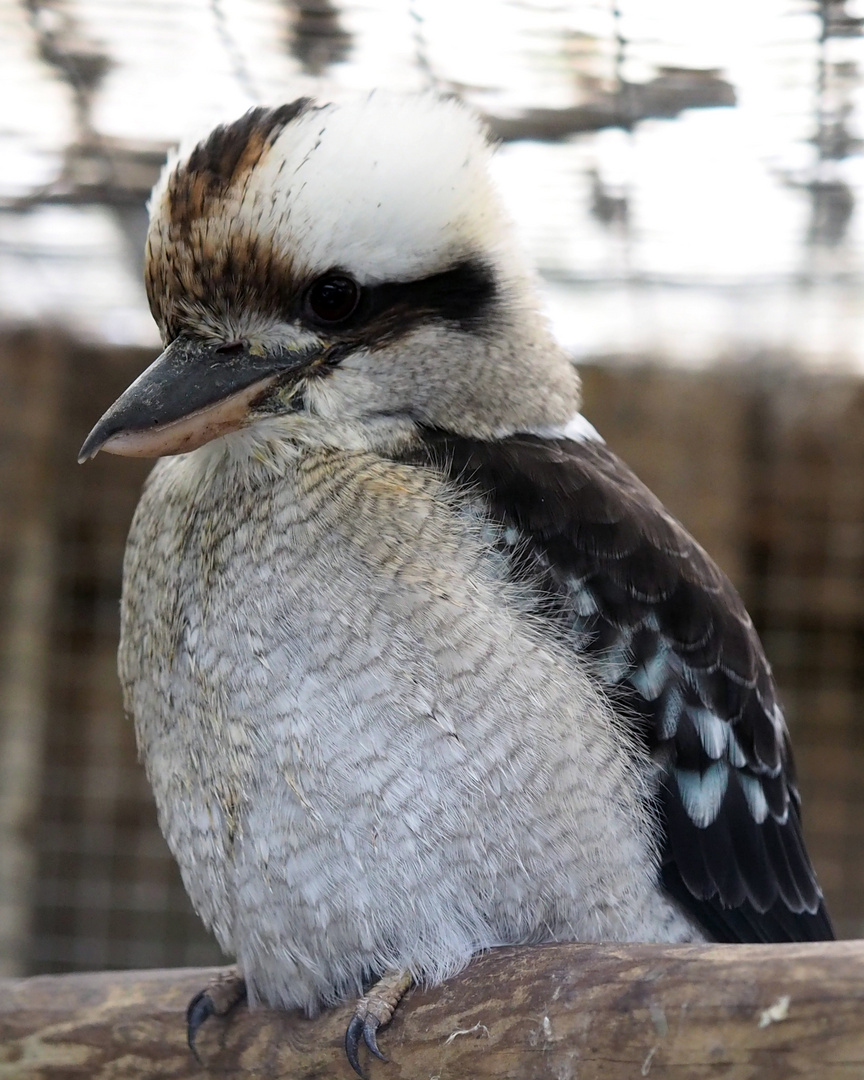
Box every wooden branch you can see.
[485,71,736,142]
[2,941,864,1078]
[0,71,736,213]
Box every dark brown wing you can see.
[403,430,833,943]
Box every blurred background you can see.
[1,0,863,977]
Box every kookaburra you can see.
[80,92,833,1075]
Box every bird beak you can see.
[78,334,323,462]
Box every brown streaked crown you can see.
[145,100,314,340]
[168,100,312,235]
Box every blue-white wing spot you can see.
[630,643,674,700]
[738,773,770,824]
[677,762,729,827]
[690,706,728,760]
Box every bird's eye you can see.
[305,274,360,324]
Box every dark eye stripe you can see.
[156,252,497,344]
[361,259,497,334]
[300,257,496,341]
[308,259,496,348]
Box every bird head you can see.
[79,92,581,463]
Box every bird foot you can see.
[344,969,412,1078]
[186,968,247,1061]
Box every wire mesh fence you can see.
[0,332,861,978]
[2,0,864,976]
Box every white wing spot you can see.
[567,580,598,617]
[630,645,673,700]
[738,772,769,824]
[690,707,727,760]
[677,762,728,827]
[657,684,683,741]
[727,732,748,768]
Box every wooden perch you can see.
[2,941,863,1078]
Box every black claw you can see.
[363,1018,389,1063]
[184,977,247,1065]
[186,990,215,1062]
[346,1012,389,1078]
[345,1015,368,1079]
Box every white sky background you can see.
[1,0,864,365]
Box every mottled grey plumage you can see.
[80,90,830,1071]
[122,437,697,1013]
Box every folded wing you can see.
[405,430,833,943]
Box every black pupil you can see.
[308,276,359,322]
